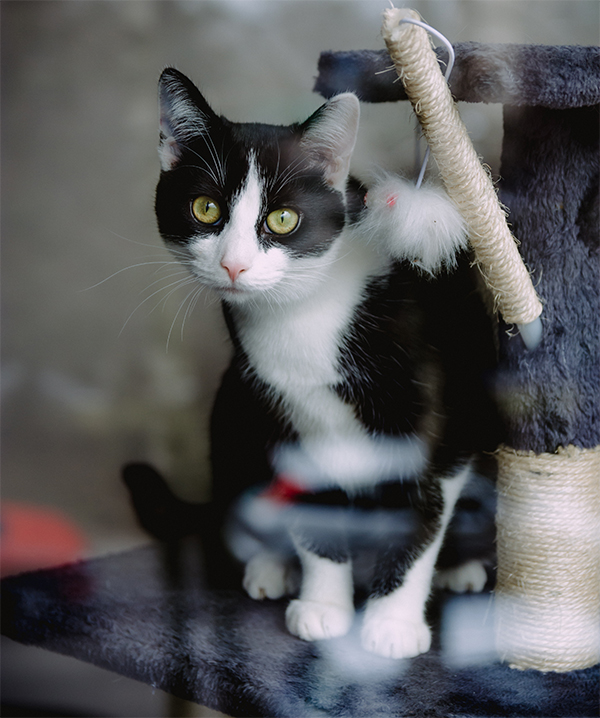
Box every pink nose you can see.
[221,260,247,283]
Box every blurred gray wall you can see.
[2,0,599,553]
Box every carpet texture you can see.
[2,542,598,717]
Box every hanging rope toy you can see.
[382,7,543,350]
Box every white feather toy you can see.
[357,173,468,274]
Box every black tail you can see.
[122,462,207,542]
[121,462,241,589]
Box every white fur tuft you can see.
[357,174,468,274]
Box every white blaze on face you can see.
[219,159,264,283]
[213,158,290,297]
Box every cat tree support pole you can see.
[382,7,599,671]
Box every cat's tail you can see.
[121,462,241,588]
[122,462,207,542]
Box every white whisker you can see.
[156,276,198,312]
[81,260,184,291]
[166,282,203,351]
[272,154,309,193]
[119,274,197,337]
[203,132,227,186]
[107,230,166,251]
[142,268,191,294]
[177,142,221,187]
[181,285,206,341]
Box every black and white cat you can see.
[154,68,500,659]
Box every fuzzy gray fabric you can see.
[2,543,598,717]
[315,44,600,108]
[496,102,599,451]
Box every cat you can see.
[154,67,500,659]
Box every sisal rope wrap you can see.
[381,8,543,326]
[495,445,600,671]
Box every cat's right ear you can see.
[299,93,360,192]
[158,68,217,171]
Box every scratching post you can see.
[381,8,599,672]
[496,446,600,671]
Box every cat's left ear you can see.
[158,68,218,171]
[300,93,360,192]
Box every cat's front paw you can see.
[243,552,296,600]
[434,560,488,594]
[286,599,354,641]
[361,614,431,659]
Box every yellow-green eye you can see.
[266,208,300,235]
[192,196,221,225]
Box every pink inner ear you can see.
[159,136,181,170]
[386,194,398,208]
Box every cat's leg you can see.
[243,550,299,600]
[286,539,355,642]
[361,465,470,659]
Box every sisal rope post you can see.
[496,446,600,671]
[381,8,543,329]
[382,8,600,672]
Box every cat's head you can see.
[154,68,360,306]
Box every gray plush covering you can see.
[315,44,600,108]
[496,102,599,451]
[2,542,598,717]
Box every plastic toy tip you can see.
[517,316,542,350]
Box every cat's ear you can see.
[299,93,360,192]
[158,68,217,171]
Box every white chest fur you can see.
[233,237,381,442]
[231,241,428,489]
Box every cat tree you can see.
[2,15,599,717]
[376,7,598,673]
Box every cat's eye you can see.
[192,196,221,225]
[265,208,300,235]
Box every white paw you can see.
[361,614,431,659]
[286,599,354,641]
[434,560,487,594]
[243,552,295,600]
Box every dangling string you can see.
[400,18,456,189]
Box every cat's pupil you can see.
[192,196,221,225]
[266,208,299,235]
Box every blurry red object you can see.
[0,501,88,577]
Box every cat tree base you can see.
[2,541,598,717]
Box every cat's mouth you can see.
[194,274,253,299]
[217,284,254,301]
[221,285,244,295]
[217,282,281,305]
